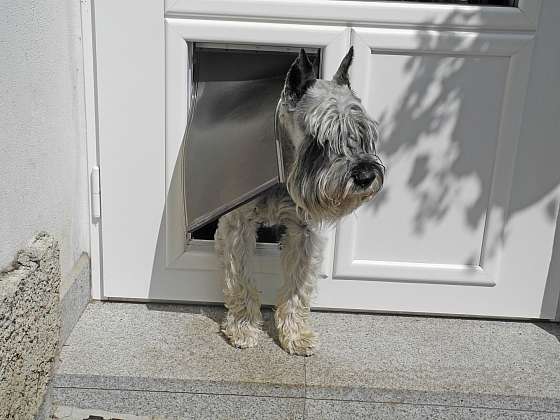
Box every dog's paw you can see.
[222,322,261,349]
[279,329,317,356]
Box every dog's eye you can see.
[316,137,328,149]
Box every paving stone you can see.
[54,302,560,415]
[305,311,560,412]
[53,388,304,420]
[305,398,560,420]
[57,302,304,398]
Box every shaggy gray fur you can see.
[215,47,384,355]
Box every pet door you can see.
[183,43,320,239]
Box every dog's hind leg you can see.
[215,207,262,348]
[275,219,323,356]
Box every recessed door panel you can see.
[354,53,508,266]
[332,28,533,287]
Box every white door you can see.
[90,0,560,318]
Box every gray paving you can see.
[306,311,560,412]
[52,301,560,419]
[56,302,304,398]
[53,388,304,420]
[304,399,560,420]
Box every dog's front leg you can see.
[276,221,323,356]
[215,208,262,348]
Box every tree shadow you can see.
[368,10,500,238]
[361,7,559,269]
[146,301,280,346]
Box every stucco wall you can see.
[0,0,89,275]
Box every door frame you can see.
[165,0,541,32]
[164,18,349,275]
[80,0,103,299]
[160,18,350,304]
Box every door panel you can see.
[95,0,348,301]
[353,53,507,266]
[93,0,165,300]
[331,28,534,288]
[311,25,557,317]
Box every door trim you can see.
[165,19,349,278]
[165,0,541,32]
[80,0,103,299]
[332,27,535,288]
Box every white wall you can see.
[0,0,89,275]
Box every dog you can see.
[214,47,384,356]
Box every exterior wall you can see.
[0,0,89,275]
[0,1,90,416]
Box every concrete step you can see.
[50,301,560,419]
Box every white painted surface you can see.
[318,21,551,317]
[93,0,560,318]
[166,0,540,31]
[92,0,165,300]
[94,2,348,300]
[325,3,558,318]
[80,0,102,299]
[506,0,560,319]
[331,26,532,290]
[0,0,90,275]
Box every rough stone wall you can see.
[0,232,61,419]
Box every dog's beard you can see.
[287,156,382,224]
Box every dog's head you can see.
[278,47,385,223]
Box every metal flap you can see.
[183,44,320,233]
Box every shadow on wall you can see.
[147,5,560,316]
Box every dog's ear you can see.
[284,49,316,104]
[333,46,353,87]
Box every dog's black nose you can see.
[352,162,376,189]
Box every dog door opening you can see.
[191,220,286,243]
[186,43,321,243]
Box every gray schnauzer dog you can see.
[215,47,384,356]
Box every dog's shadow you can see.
[261,308,280,343]
[146,303,281,348]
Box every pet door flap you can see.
[183,44,319,233]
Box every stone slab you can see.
[53,302,560,415]
[56,302,305,398]
[53,387,305,420]
[305,398,560,420]
[305,311,560,412]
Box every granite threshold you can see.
[48,301,560,419]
